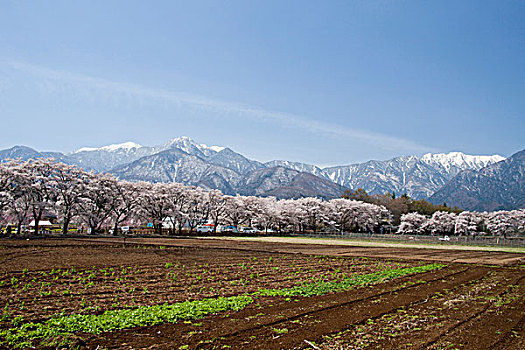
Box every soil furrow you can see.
[83,266,472,349]
[2,237,524,350]
[337,269,521,350]
[425,274,525,350]
[199,267,486,350]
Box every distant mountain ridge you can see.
[264,153,504,199]
[430,149,525,211]
[0,137,513,204]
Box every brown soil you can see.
[0,237,524,350]
[92,236,525,265]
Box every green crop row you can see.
[0,296,254,349]
[0,263,445,349]
[255,263,445,297]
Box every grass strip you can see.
[217,236,525,254]
[0,263,445,349]
[255,263,446,297]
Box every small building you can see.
[28,220,54,228]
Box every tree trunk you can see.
[62,219,70,235]
[32,208,43,235]
[212,215,219,234]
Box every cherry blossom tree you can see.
[327,199,389,233]
[0,160,32,233]
[23,159,59,234]
[295,197,329,233]
[277,199,304,233]
[487,209,525,238]
[454,211,481,236]
[223,195,249,230]
[256,197,280,232]
[183,187,211,233]
[2,157,523,240]
[51,162,88,234]
[109,180,144,235]
[162,182,189,235]
[0,163,14,215]
[423,211,456,235]
[398,212,427,235]
[136,182,171,235]
[242,196,264,228]
[77,173,117,234]
[207,189,228,233]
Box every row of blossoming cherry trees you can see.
[0,158,523,237]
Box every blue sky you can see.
[0,0,523,166]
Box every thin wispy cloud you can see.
[3,59,435,154]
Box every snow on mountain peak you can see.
[162,136,224,154]
[207,145,226,152]
[73,141,143,154]
[166,136,191,144]
[421,152,505,170]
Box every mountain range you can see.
[1,137,522,210]
[429,149,525,211]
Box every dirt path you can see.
[201,236,525,265]
[76,236,525,266]
[2,237,524,269]
[205,235,525,252]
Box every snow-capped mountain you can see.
[69,143,153,172]
[319,152,505,199]
[110,150,344,198]
[262,152,506,199]
[67,137,228,172]
[111,148,243,195]
[420,152,505,174]
[322,156,446,199]
[155,136,224,158]
[72,141,144,154]
[264,160,326,178]
[206,148,264,174]
[0,137,511,204]
[430,149,524,211]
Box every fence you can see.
[3,226,524,248]
[289,232,525,248]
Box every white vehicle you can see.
[196,225,214,233]
[240,227,257,234]
[220,225,238,233]
[439,235,450,241]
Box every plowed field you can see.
[0,237,523,349]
